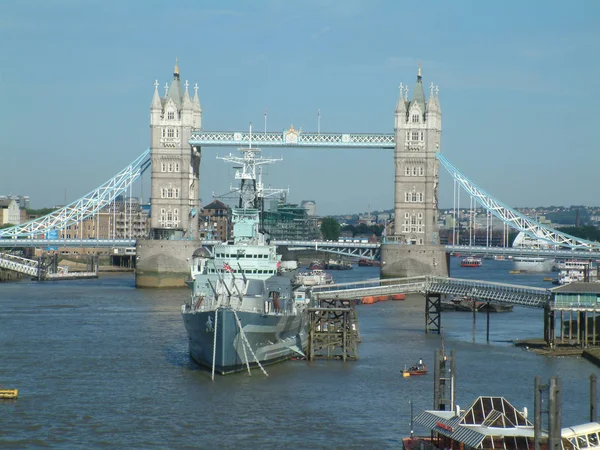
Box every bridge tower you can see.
[136,61,203,287]
[149,60,201,239]
[381,68,449,278]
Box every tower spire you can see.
[174,57,180,79]
[411,64,426,107]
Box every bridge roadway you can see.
[1,238,600,261]
[310,275,551,308]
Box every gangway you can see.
[0,252,97,281]
[312,276,550,308]
[311,276,552,335]
[0,253,40,278]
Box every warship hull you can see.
[182,307,308,375]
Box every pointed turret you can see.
[151,79,162,110]
[182,79,192,110]
[426,82,440,114]
[193,82,201,112]
[411,65,426,109]
[395,82,407,114]
[192,82,202,129]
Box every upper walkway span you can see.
[189,129,395,148]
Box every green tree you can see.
[320,217,340,241]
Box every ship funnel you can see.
[523,407,528,418]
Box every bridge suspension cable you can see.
[0,150,151,239]
[437,153,600,250]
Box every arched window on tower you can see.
[167,111,175,120]
[412,114,419,123]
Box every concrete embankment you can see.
[583,349,600,367]
[514,339,600,368]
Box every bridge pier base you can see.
[380,244,448,279]
[135,240,202,288]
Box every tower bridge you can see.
[2,61,599,287]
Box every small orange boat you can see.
[402,359,427,377]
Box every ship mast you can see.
[217,123,288,209]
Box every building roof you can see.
[203,200,229,211]
[552,282,600,294]
[0,199,16,208]
[415,396,535,449]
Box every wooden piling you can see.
[307,298,359,361]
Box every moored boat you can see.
[358,258,381,267]
[460,256,482,267]
[556,259,597,285]
[292,269,333,287]
[308,260,326,270]
[325,259,352,270]
[512,256,554,273]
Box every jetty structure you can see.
[404,350,600,450]
[0,252,98,281]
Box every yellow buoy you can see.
[0,389,18,399]
[402,372,411,378]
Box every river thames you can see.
[0,257,598,448]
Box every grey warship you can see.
[181,142,309,375]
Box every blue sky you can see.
[1,0,599,215]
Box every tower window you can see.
[419,167,424,176]
[161,163,166,172]
[167,128,174,138]
[420,131,424,141]
[405,166,411,176]
[174,163,180,172]
[167,111,175,120]
[411,131,419,141]
[412,114,419,123]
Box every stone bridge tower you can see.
[381,68,449,278]
[136,61,203,288]
[149,60,201,240]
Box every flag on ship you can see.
[223,263,233,272]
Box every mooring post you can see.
[591,374,597,422]
[342,310,347,362]
[534,376,542,450]
[472,300,476,342]
[548,377,562,450]
[486,302,490,343]
[433,349,441,410]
